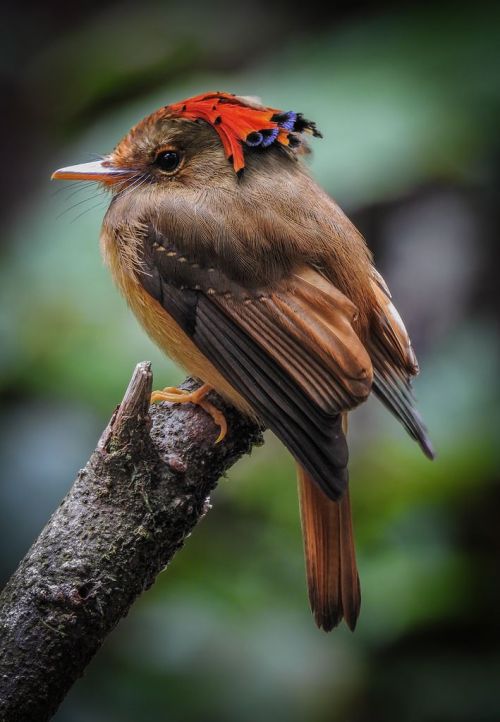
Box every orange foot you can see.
[150,383,227,443]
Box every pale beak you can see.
[51,159,130,183]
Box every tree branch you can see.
[0,362,263,721]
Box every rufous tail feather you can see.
[297,425,360,631]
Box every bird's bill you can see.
[51,159,129,183]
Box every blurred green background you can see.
[1,2,500,720]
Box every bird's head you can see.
[52,92,322,195]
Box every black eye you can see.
[155,150,180,173]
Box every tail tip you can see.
[312,603,360,633]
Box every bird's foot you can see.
[150,383,227,443]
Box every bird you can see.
[52,91,434,632]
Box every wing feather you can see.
[137,235,374,498]
[369,270,434,458]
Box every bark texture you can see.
[0,362,263,722]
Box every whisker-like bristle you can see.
[57,189,107,220]
[70,197,109,223]
[51,181,95,198]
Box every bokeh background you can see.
[1,2,499,720]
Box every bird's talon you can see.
[150,383,227,443]
[199,399,228,443]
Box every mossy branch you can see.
[0,362,262,722]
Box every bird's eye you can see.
[155,150,181,173]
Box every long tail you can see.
[297,464,360,632]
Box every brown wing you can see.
[369,269,434,458]
[138,229,373,500]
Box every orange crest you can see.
[166,92,321,174]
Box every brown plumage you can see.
[298,424,361,632]
[52,92,433,632]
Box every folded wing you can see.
[368,269,434,458]
[138,235,373,499]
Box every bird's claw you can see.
[150,383,227,443]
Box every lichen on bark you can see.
[0,362,263,722]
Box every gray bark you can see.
[0,362,263,721]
